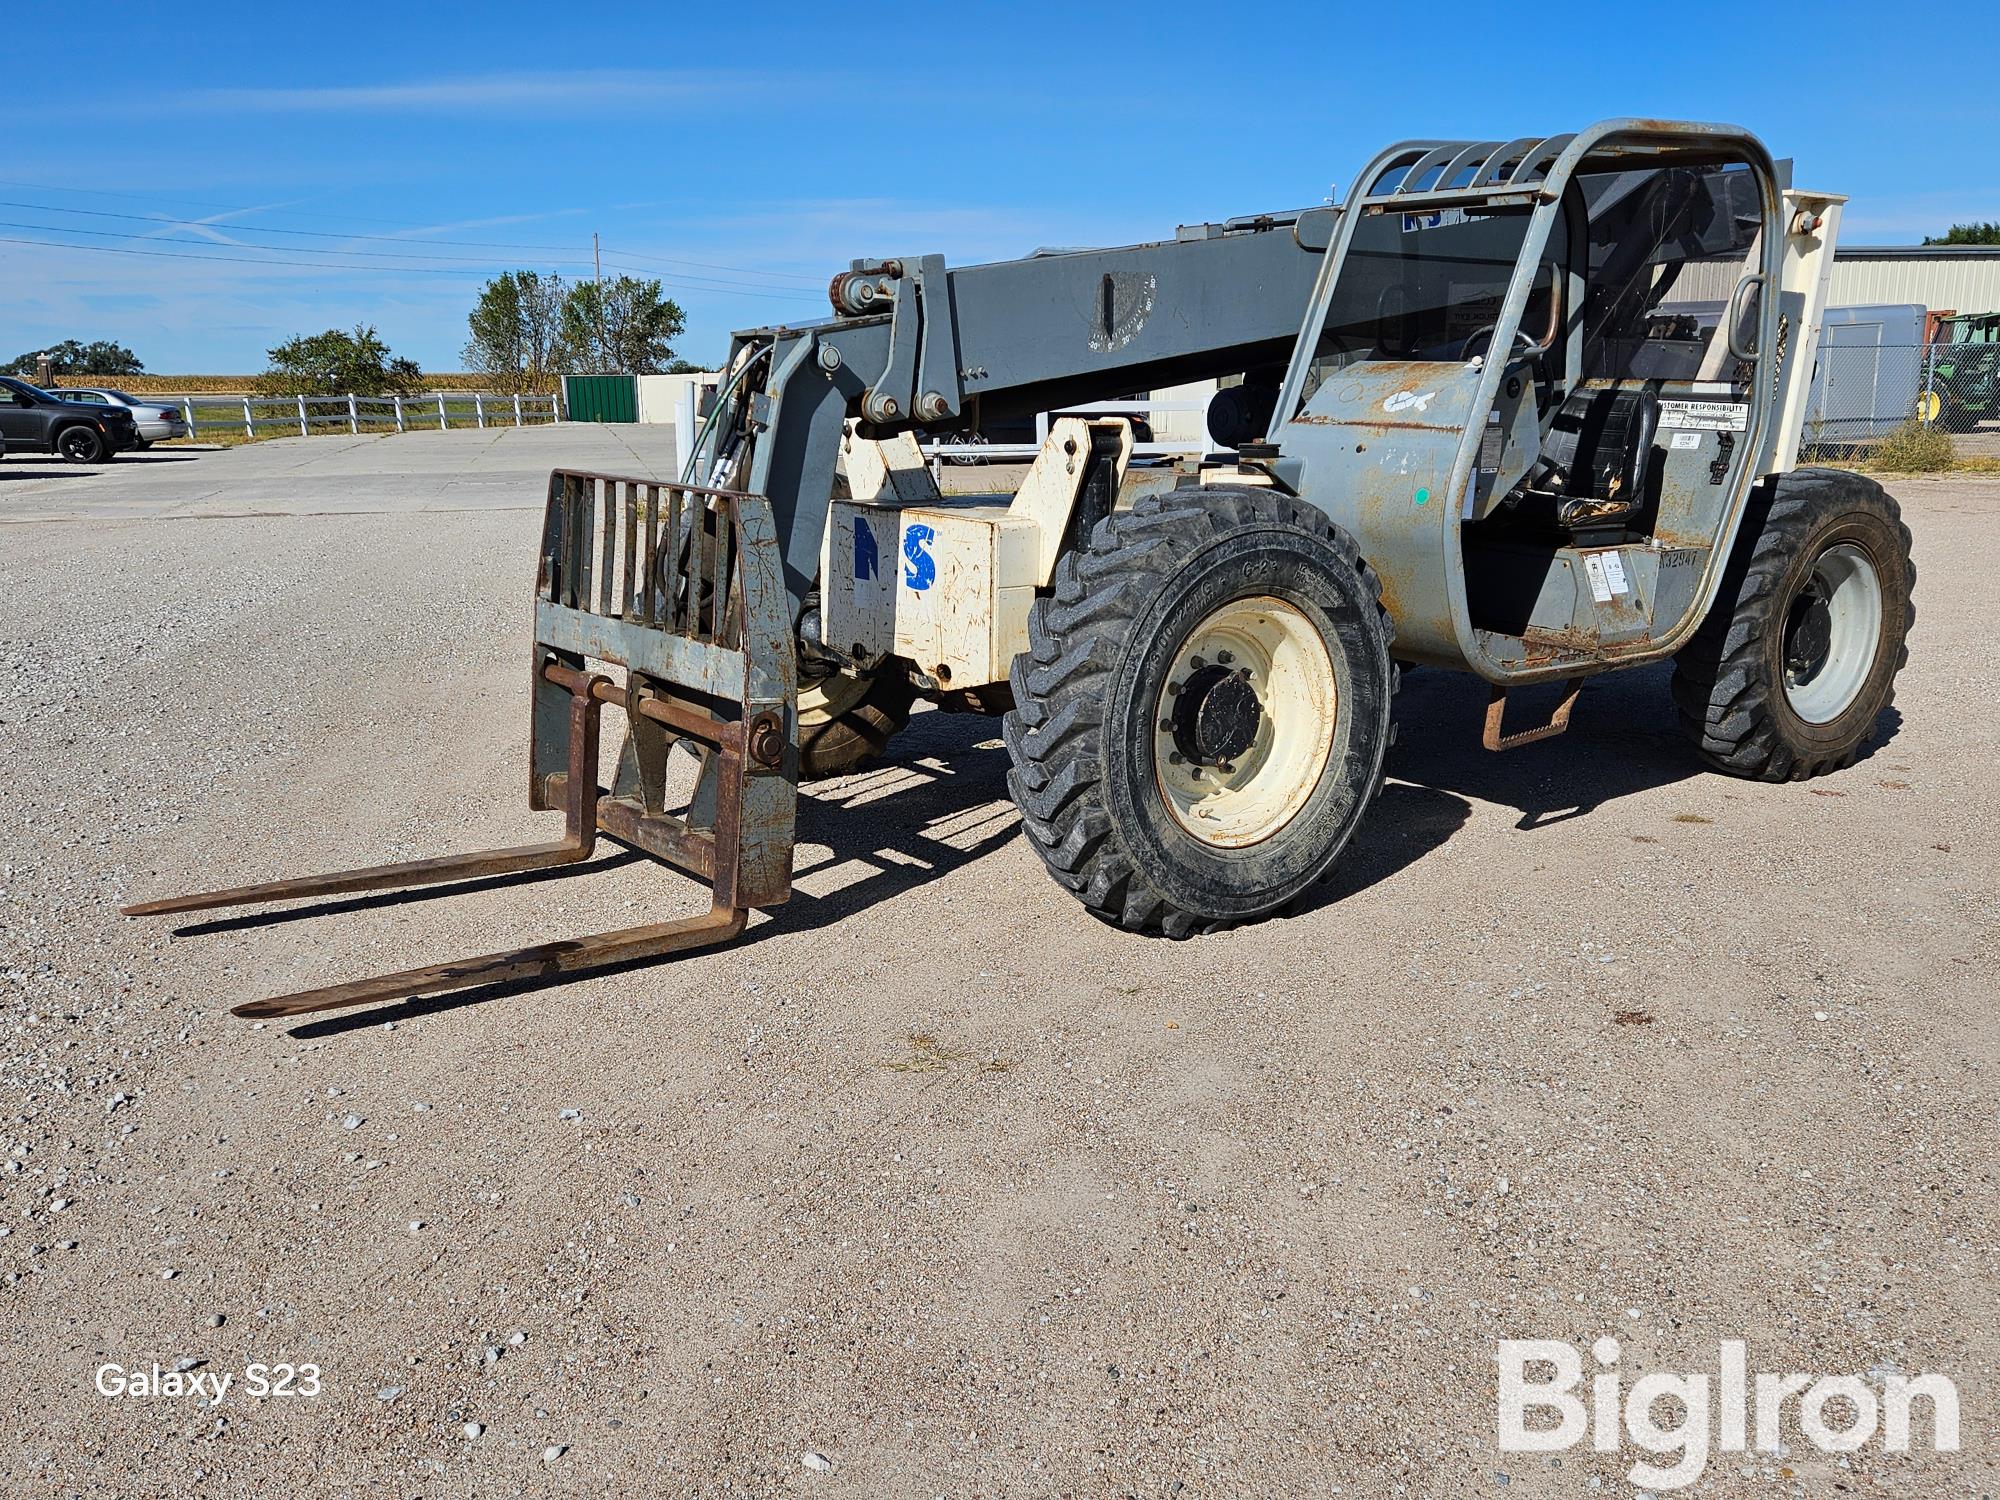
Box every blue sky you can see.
[5,1,1996,373]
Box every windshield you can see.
[106,390,143,403]
[3,377,57,401]
[1295,202,1563,406]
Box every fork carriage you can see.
[123,470,798,1019]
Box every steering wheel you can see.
[1460,324,1554,414]
[1459,324,1542,364]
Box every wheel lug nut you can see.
[1167,751,1183,766]
[1217,650,1233,665]
[1188,655,1206,670]
[1158,718,1173,733]
[1166,680,1182,695]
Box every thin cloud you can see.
[152,70,758,116]
[385,210,588,241]
[136,200,299,246]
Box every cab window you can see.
[1577,162,1766,382]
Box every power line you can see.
[0,193,832,286]
[596,245,825,285]
[0,197,594,254]
[0,177,539,231]
[0,232,821,301]
[0,232,496,275]
[598,260,820,303]
[0,213,824,295]
[0,217,595,269]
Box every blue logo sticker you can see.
[902,523,936,592]
[853,515,879,583]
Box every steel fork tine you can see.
[117,838,595,919]
[231,903,746,1020]
[122,670,609,919]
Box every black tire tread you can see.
[797,672,917,781]
[1003,488,1395,936]
[1671,467,1915,781]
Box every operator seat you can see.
[1533,385,1660,532]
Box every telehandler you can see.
[125,119,1915,1019]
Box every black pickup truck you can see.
[0,375,137,462]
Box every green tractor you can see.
[1927,312,2000,433]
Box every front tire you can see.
[1672,468,1915,780]
[1004,488,1395,936]
[57,426,104,463]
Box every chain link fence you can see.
[1799,341,2000,467]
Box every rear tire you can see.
[1672,467,1914,780]
[1004,487,1395,937]
[57,426,104,463]
[797,670,916,780]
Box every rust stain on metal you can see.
[1518,621,1656,669]
[1293,412,1460,435]
[1371,565,1406,627]
[1483,676,1584,751]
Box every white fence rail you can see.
[174,391,562,440]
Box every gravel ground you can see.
[1,434,1994,1497]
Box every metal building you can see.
[1828,245,2000,316]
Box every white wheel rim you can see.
[798,670,872,727]
[1783,542,1884,724]
[1152,596,1337,848]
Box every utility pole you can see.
[592,232,606,370]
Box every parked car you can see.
[0,375,137,462]
[51,386,188,448]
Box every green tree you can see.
[1923,222,2000,246]
[260,325,422,397]
[559,277,685,374]
[462,271,570,393]
[4,339,145,376]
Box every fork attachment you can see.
[122,471,797,1021]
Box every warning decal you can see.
[1659,399,1748,432]
[1600,551,1630,597]
[1583,554,1613,604]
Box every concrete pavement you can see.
[0,423,682,523]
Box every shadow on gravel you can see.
[1388,660,1702,829]
[1,453,204,481]
[165,849,647,936]
[224,665,1912,1037]
[1388,660,1903,829]
[280,709,1473,1039]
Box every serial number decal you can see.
[1658,400,1748,432]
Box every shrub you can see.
[261,325,422,398]
[1869,418,1955,473]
